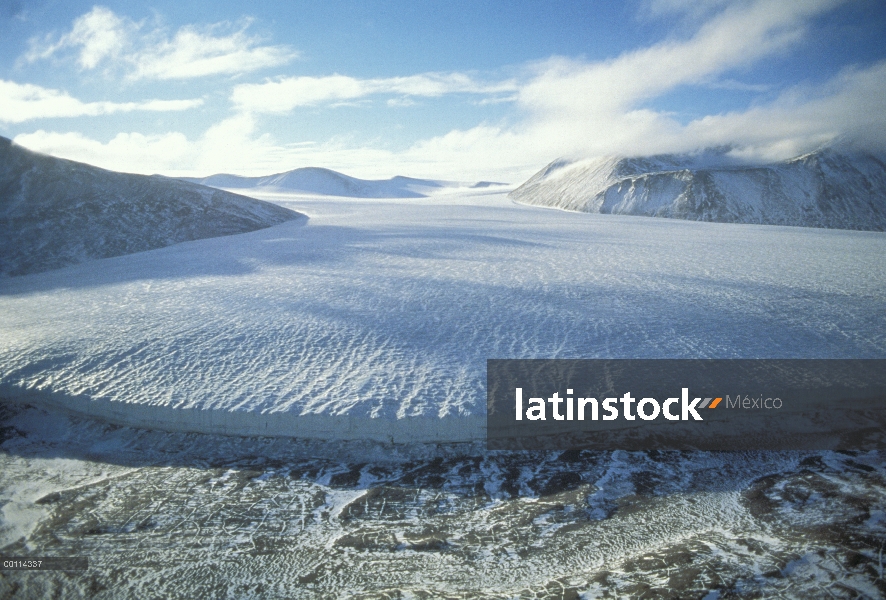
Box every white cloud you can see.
[704,78,771,92]
[12,0,885,182]
[231,72,518,113]
[12,114,395,178]
[15,58,886,182]
[226,0,861,177]
[681,61,886,156]
[130,22,296,81]
[13,130,192,174]
[22,6,295,80]
[0,79,203,123]
[387,97,416,108]
[515,0,845,120]
[400,0,862,173]
[232,75,363,112]
[399,59,886,178]
[23,6,132,69]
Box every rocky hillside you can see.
[510,148,886,230]
[0,137,303,276]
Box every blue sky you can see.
[1,0,885,181]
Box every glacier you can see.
[509,147,886,231]
[1,173,885,597]
[0,137,304,277]
[1,187,884,443]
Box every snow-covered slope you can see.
[510,148,886,230]
[182,168,504,198]
[0,137,304,277]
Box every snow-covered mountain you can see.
[510,148,886,230]
[0,137,303,277]
[182,168,505,198]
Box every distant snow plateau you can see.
[510,147,886,230]
[181,168,508,198]
[0,137,304,277]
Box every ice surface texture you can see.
[0,137,304,276]
[1,188,884,442]
[510,148,886,230]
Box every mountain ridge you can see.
[509,147,886,231]
[0,137,304,277]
